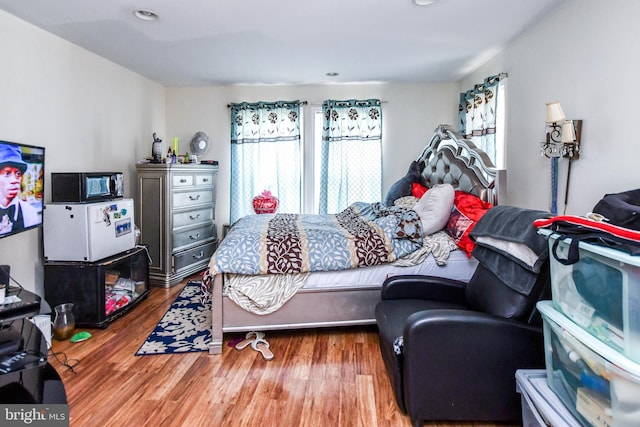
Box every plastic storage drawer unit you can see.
[516,369,581,427]
[540,229,640,364]
[539,301,640,427]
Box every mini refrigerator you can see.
[43,198,135,262]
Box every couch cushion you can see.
[464,262,549,322]
[445,191,492,257]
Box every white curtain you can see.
[229,101,301,224]
[319,99,382,214]
[458,74,502,164]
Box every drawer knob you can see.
[202,178,209,182]
[189,214,201,220]
[192,251,204,259]
[180,178,187,183]
[189,233,200,240]
[189,195,201,201]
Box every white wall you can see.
[8,0,629,299]
[0,6,459,299]
[0,10,165,297]
[461,0,640,215]
[166,83,459,230]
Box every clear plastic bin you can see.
[539,301,640,427]
[540,229,640,363]
[516,369,581,427]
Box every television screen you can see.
[0,140,45,239]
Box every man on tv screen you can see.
[0,144,40,235]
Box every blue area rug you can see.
[136,281,211,355]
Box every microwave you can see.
[51,172,124,203]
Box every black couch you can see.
[375,261,551,426]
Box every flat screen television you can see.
[0,140,45,239]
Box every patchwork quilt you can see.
[208,202,423,276]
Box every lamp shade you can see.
[561,120,576,143]
[546,102,566,123]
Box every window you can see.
[229,101,302,224]
[458,74,506,169]
[494,78,507,170]
[303,107,323,214]
[318,99,383,214]
[230,99,382,222]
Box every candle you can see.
[172,137,179,153]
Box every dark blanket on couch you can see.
[470,206,551,295]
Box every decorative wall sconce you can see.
[540,102,582,159]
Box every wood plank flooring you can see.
[50,276,520,427]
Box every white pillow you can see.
[413,183,455,235]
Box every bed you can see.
[205,124,504,354]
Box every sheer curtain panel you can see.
[229,101,301,224]
[458,74,502,164]
[319,99,382,214]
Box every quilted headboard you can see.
[417,124,504,205]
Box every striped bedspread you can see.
[208,202,423,276]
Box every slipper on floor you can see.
[251,338,274,360]
[234,331,265,350]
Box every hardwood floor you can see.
[50,276,521,427]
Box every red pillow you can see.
[445,191,492,257]
[411,182,428,199]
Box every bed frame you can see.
[209,124,503,354]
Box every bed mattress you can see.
[303,249,478,289]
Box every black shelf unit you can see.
[44,247,150,328]
[0,290,67,404]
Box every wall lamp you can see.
[540,102,582,159]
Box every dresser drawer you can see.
[172,174,194,187]
[173,240,217,272]
[172,190,213,208]
[173,207,214,229]
[196,173,215,187]
[173,223,215,251]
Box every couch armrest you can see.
[380,274,467,303]
[401,309,544,422]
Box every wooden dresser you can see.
[135,163,218,287]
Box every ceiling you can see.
[0,0,562,86]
